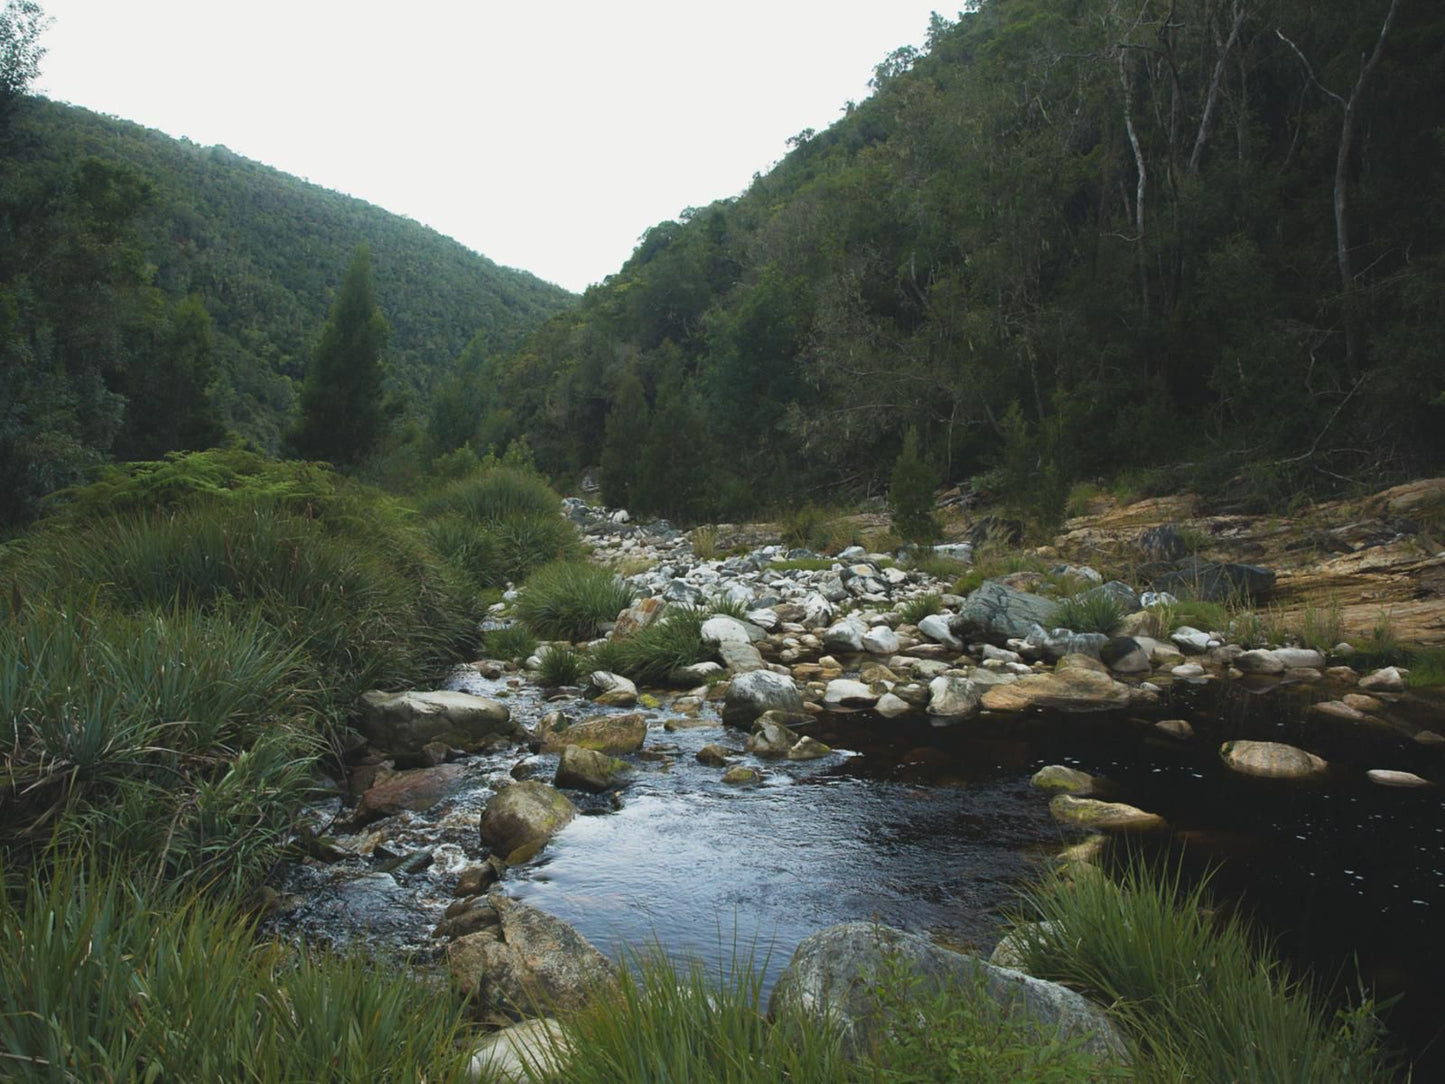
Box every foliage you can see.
[898,592,943,625]
[0,861,476,1082]
[889,426,942,544]
[588,607,709,687]
[536,642,586,686]
[1405,646,1445,688]
[288,245,390,466]
[484,623,536,662]
[422,464,562,524]
[904,553,968,582]
[515,561,636,641]
[421,465,578,586]
[690,524,718,560]
[781,505,854,553]
[1050,593,1128,636]
[1016,860,1396,1082]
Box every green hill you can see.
[0,97,574,525]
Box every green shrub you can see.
[593,607,709,687]
[1406,646,1445,688]
[425,512,500,585]
[898,592,943,625]
[1049,593,1127,635]
[516,562,636,641]
[1015,861,1395,1082]
[537,643,586,686]
[691,524,718,561]
[421,464,561,523]
[906,554,969,582]
[781,504,854,553]
[889,426,942,545]
[485,623,536,662]
[0,862,476,1082]
[484,511,584,585]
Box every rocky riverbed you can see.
[269,483,1445,1073]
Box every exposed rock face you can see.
[539,713,647,755]
[1219,740,1328,781]
[351,763,468,826]
[721,670,805,727]
[952,582,1058,643]
[768,923,1126,1061]
[554,745,635,793]
[447,894,614,1015]
[479,781,577,859]
[355,689,517,755]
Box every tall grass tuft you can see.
[593,607,709,687]
[485,623,537,662]
[898,592,943,625]
[516,561,636,641]
[1050,593,1127,636]
[421,464,562,523]
[537,643,587,686]
[1014,859,1395,1082]
[0,861,476,1082]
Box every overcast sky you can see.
[35,1,953,293]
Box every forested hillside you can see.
[462,0,1444,524]
[0,96,574,526]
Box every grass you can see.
[515,561,637,641]
[691,524,718,560]
[952,548,1049,596]
[780,504,858,554]
[485,623,537,662]
[587,607,709,687]
[1049,593,1127,636]
[1014,859,1396,1083]
[905,554,970,582]
[0,861,476,1082]
[537,643,586,686]
[1405,646,1445,688]
[898,592,943,625]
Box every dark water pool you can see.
[272,671,1445,1074]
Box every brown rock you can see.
[540,713,647,755]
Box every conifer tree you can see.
[889,425,941,544]
[289,245,389,466]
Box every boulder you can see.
[479,781,576,859]
[351,763,467,826]
[717,640,766,674]
[861,625,901,655]
[787,735,832,760]
[1170,626,1214,654]
[1098,636,1150,674]
[916,613,963,651]
[746,713,801,757]
[700,616,754,648]
[722,765,762,785]
[822,616,868,654]
[614,597,667,638]
[448,894,614,1015]
[468,1018,570,1083]
[874,692,914,718]
[722,670,805,727]
[768,922,1125,1061]
[822,679,881,710]
[1360,666,1406,693]
[926,675,984,719]
[1234,649,1286,675]
[1030,765,1100,797]
[355,689,517,756]
[1366,769,1431,788]
[695,743,734,767]
[1049,795,1167,832]
[1153,559,1275,603]
[980,666,1132,713]
[952,581,1058,643]
[554,745,635,793]
[1219,740,1328,781]
[540,713,647,755]
[1138,524,1188,562]
[586,671,638,707]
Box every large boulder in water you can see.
[554,744,635,793]
[1219,740,1328,781]
[722,670,804,727]
[479,781,576,860]
[540,713,647,755]
[951,582,1058,644]
[980,664,1132,713]
[355,689,517,756]
[351,763,468,826]
[447,893,614,1015]
[768,922,1126,1061]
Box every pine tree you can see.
[889,425,941,544]
[289,245,389,466]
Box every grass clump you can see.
[691,524,718,560]
[591,607,709,687]
[905,553,970,582]
[1015,860,1396,1082]
[1405,646,1445,688]
[1049,593,1128,636]
[537,643,587,686]
[0,862,476,1082]
[516,561,636,641]
[781,504,857,554]
[484,623,537,662]
[898,592,943,625]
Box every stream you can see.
[271,667,1445,1074]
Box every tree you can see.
[116,294,225,460]
[288,245,389,467]
[888,426,941,545]
[599,364,649,508]
[0,0,48,126]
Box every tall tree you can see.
[288,245,389,467]
[0,0,48,128]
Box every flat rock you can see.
[822,679,881,709]
[980,667,1132,713]
[1219,740,1328,781]
[351,763,467,826]
[1366,769,1432,788]
[355,689,517,755]
[540,713,647,755]
[1049,794,1167,832]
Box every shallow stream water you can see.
[272,669,1445,1073]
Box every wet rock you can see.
[479,781,577,859]
[746,713,801,757]
[722,765,762,785]
[874,692,914,718]
[721,670,805,727]
[1366,769,1432,788]
[554,745,636,793]
[586,671,638,707]
[455,857,505,897]
[448,894,614,1015]
[952,582,1058,643]
[434,894,501,940]
[1312,700,1365,722]
[926,675,984,719]
[351,763,468,827]
[355,689,517,756]
[980,665,1131,713]
[1219,740,1328,781]
[468,1018,570,1083]
[1154,718,1194,740]
[769,922,1125,1061]
[1360,666,1406,693]
[822,679,880,710]
[1030,765,1100,796]
[787,735,832,760]
[1049,795,1167,832]
[695,743,734,767]
[540,713,647,755]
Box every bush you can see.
[1049,593,1127,635]
[421,464,561,523]
[889,426,942,545]
[898,592,943,625]
[0,863,476,1082]
[781,504,855,553]
[601,608,709,686]
[516,561,636,641]
[537,643,586,686]
[1015,861,1395,1082]
[484,623,536,662]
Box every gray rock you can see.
[554,745,635,793]
[952,582,1058,643]
[1030,765,1100,796]
[746,713,801,757]
[787,735,832,760]
[1360,666,1406,692]
[479,781,576,860]
[586,671,638,706]
[861,625,901,655]
[822,616,868,653]
[1170,626,1213,654]
[539,713,647,755]
[822,679,881,709]
[356,690,517,756]
[917,613,963,651]
[1219,740,1328,781]
[1235,649,1286,675]
[1153,559,1275,604]
[467,1018,569,1083]
[1099,636,1150,674]
[700,616,754,648]
[769,923,1125,1061]
[926,675,984,719]
[717,640,765,674]
[695,743,734,767]
[874,692,914,718]
[722,670,804,727]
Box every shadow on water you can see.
[271,670,1445,1073]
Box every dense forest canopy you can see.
[454,0,1444,523]
[0,89,574,526]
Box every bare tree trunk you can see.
[1118,48,1150,321]
[1189,0,1249,175]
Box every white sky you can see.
[34,1,953,293]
